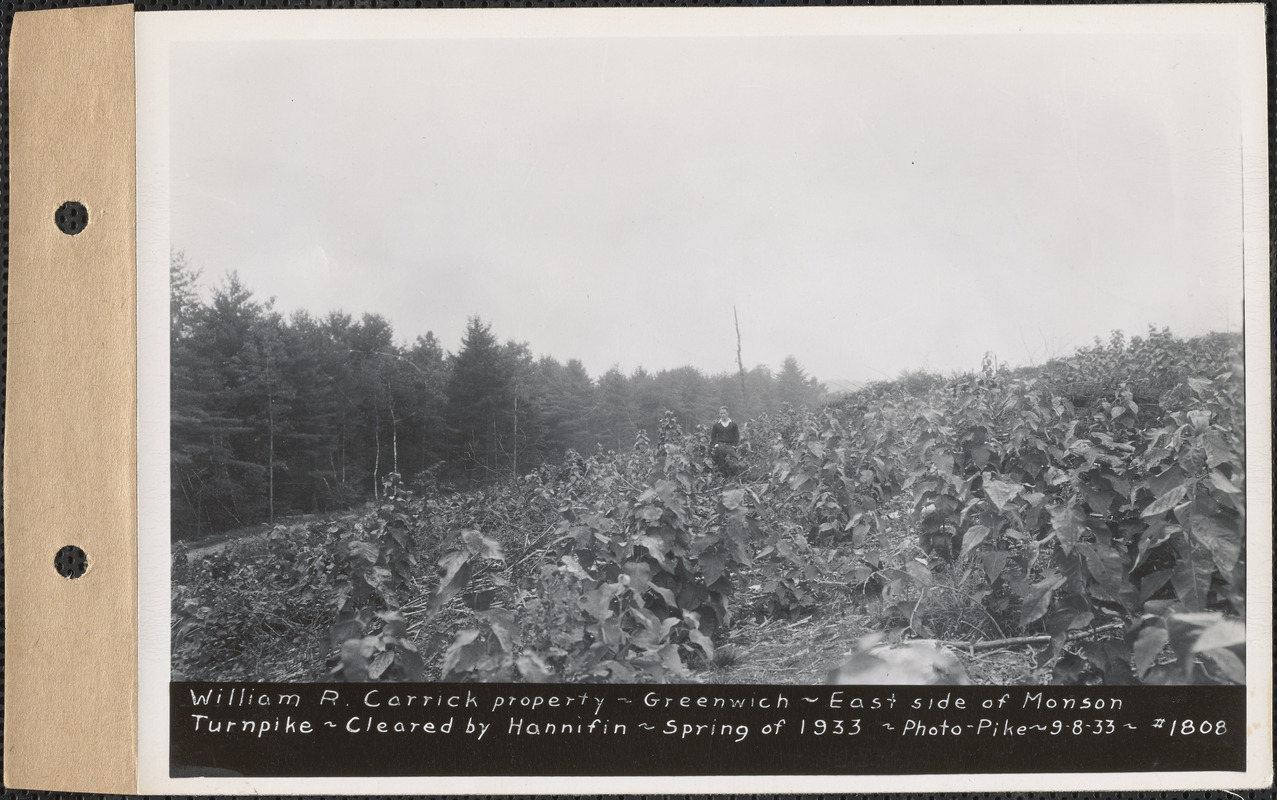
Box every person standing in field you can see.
[709,406,741,475]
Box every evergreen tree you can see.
[444,317,514,479]
[350,314,399,494]
[280,310,345,514]
[171,255,241,535]
[592,367,637,451]
[168,258,843,539]
[779,356,825,408]
[552,359,597,454]
[404,332,450,480]
[629,366,663,435]
[656,366,712,430]
[208,274,273,524]
[318,311,367,499]
[173,271,267,532]
[228,311,293,523]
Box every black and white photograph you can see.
[134,5,1269,789]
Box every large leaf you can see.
[339,637,376,682]
[1187,409,1212,430]
[1138,570,1173,604]
[1080,484,1119,516]
[1191,616,1246,653]
[724,530,753,568]
[637,505,664,524]
[622,562,654,594]
[719,488,745,511]
[483,608,520,653]
[1140,664,1187,685]
[1165,612,1242,682]
[627,605,666,641]
[363,566,395,598]
[1050,503,1087,555]
[1166,612,1216,660]
[1132,624,1170,679]
[1079,639,1135,685]
[1202,431,1232,468]
[1209,470,1242,496]
[677,580,710,612]
[654,479,680,506]
[462,529,505,561]
[1186,376,1212,395]
[687,628,716,661]
[376,610,408,638]
[1141,483,1189,518]
[1133,518,1176,571]
[635,534,670,565]
[329,615,367,647]
[930,449,956,477]
[599,616,625,647]
[1076,539,1132,609]
[657,643,689,677]
[1045,594,1093,640]
[437,549,470,586]
[1170,539,1213,612]
[430,555,474,613]
[1200,648,1246,685]
[1051,651,1089,684]
[558,554,593,581]
[396,647,425,681]
[332,580,354,614]
[579,584,619,622]
[516,653,553,683]
[1145,465,1187,497]
[699,550,728,586]
[1189,511,1241,574]
[347,540,380,563]
[980,550,1010,583]
[1021,490,1047,509]
[366,649,395,680]
[1105,475,1132,500]
[959,525,991,561]
[439,629,482,678]
[984,479,1021,512]
[904,559,934,588]
[1019,572,1066,626]
[648,583,678,608]
[386,526,412,554]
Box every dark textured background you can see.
[0,0,1273,796]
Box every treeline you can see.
[170,255,824,538]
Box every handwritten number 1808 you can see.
[1168,720,1227,736]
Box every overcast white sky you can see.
[170,30,1246,383]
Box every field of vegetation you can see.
[172,327,1245,686]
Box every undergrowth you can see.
[173,328,1246,686]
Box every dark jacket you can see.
[709,420,740,447]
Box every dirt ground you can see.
[182,514,329,560]
[704,606,1042,686]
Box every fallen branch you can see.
[940,621,1124,653]
[511,526,569,568]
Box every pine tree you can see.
[592,367,636,451]
[444,317,514,479]
[171,270,263,535]
[404,332,450,480]
[779,356,825,408]
[228,312,294,524]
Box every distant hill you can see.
[823,378,869,396]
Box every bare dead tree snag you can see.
[734,305,746,400]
